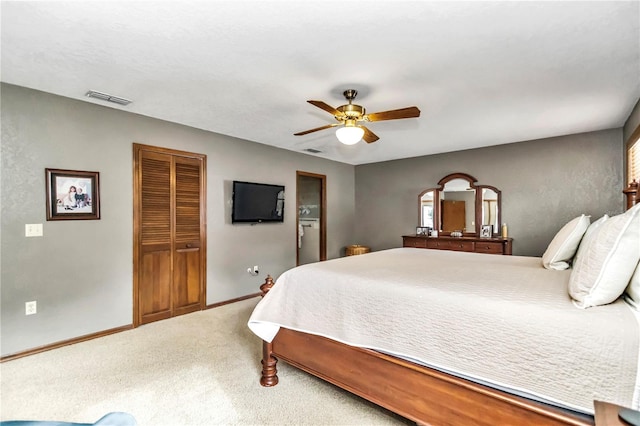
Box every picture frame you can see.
[46,168,100,221]
[480,225,493,238]
[416,226,430,236]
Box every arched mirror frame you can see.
[418,173,502,237]
[436,173,478,236]
[476,184,502,237]
[418,187,437,230]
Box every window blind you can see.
[630,137,640,185]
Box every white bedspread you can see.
[248,248,640,414]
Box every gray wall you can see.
[624,98,640,144]
[0,84,356,356]
[623,97,640,184]
[0,82,629,357]
[354,129,624,256]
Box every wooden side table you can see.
[594,400,635,425]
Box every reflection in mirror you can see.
[481,188,499,234]
[420,191,434,228]
[441,179,475,233]
[442,178,472,191]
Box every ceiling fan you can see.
[294,89,420,145]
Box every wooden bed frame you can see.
[258,277,593,425]
[256,184,639,426]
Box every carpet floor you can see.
[1,297,411,425]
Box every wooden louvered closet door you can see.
[134,144,206,326]
[172,156,202,316]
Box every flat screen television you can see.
[232,180,285,223]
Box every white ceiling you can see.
[2,1,639,165]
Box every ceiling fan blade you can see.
[294,123,340,136]
[361,126,379,143]
[307,100,342,117]
[364,106,421,122]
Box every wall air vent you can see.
[85,90,132,106]
[304,148,322,154]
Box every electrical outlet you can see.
[25,301,37,315]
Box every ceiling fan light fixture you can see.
[295,88,419,145]
[336,126,364,145]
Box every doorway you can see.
[133,143,207,327]
[296,171,326,265]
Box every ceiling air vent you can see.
[304,148,322,154]
[85,90,132,106]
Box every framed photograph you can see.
[46,168,100,220]
[416,226,430,236]
[480,225,493,238]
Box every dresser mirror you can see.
[440,178,475,233]
[479,187,500,233]
[419,190,435,228]
[419,173,502,237]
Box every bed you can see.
[248,189,640,425]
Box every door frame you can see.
[132,143,207,327]
[296,171,327,265]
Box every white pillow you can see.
[542,214,590,270]
[573,214,609,264]
[624,263,640,310]
[569,204,640,308]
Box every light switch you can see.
[25,224,43,237]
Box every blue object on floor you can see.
[0,412,136,426]
[619,407,640,426]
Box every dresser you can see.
[402,235,513,255]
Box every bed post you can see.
[624,180,638,210]
[259,275,275,297]
[259,275,279,387]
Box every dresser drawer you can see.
[426,239,447,250]
[474,242,504,254]
[403,237,428,248]
[427,239,474,252]
[446,240,475,252]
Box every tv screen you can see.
[232,181,285,223]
